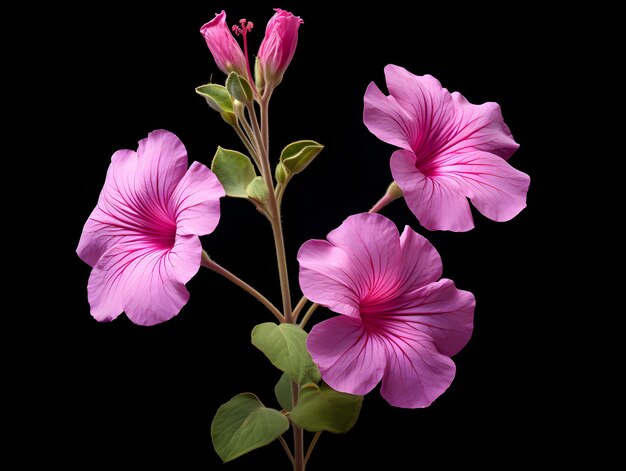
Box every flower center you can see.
[232,18,255,84]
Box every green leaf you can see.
[226,72,253,102]
[275,162,288,184]
[247,176,268,204]
[211,147,257,198]
[280,140,324,175]
[251,322,321,385]
[289,383,363,433]
[274,373,293,411]
[211,393,289,463]
[195,84,234,113]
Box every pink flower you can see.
[364,65,530,232]
[77,130,225,326]
[200,10,248,77]
[299,213,475,408]
[257,9,303,87]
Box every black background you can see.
[41,0,563,468]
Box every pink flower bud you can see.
[200,11,247,77]
[257,9,303,88]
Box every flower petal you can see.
[123,235,201,326]
[298,240,361,317]
[326,213,402,303]
[434,151,530,223]
[383,65,453,158]
[397,226,443,291]
[307,316,386,395]
[380,329,456,408]
[391,150,474,232]
[136,130,188,208]
[380,279,475,357]
[445,92,519,160]
[77,149,141,267]
[384,65,518,161]
[172,161,225,236]
[87,235,200,326]
[363,81,417,151]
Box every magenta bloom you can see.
[299,213,475,408]
[77,130,225,326]
[200,10,248,77]
[364,65,530,232]
[257,9,303,86]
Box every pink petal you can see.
[382,65,453,157]
[446,92,519,160]
[379,329,456,408]
[378,279,475,357]
[124,235,200,326]
[383,65,518,162]
[397,226,443,292]
[172,161,225,236]
[391,150,474,232]
[325,213,403,304]
[307,316,386,395]
[77,149,141,267]
[433,151,530,223]
[298,240,362,317]
[87,235,201,326]
[363,82,417,151]
[136,130,188,207]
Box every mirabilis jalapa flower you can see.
[200,10,248,78]
[299,213,475,408]
[364,65,530,232]
[257,9,304,89]
[77,130,224,326]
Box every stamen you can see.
[231,18,255,87]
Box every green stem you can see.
[299,303,320,330]
[291,381,304,471]
[369,181,403,213]
[292,296,309,323]
[304,432,322,467]
[201,251,284,323]
[278,436,295,466]
[255,96,293,323]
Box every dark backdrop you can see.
[45,1,559,468]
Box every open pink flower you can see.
[364,65,530,232]
[77,130,225,326]
[200,10,248,77]
[257,9,303,87]
[299,213,475,408]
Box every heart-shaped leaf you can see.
[211,393,289,463]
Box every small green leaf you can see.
[247,176,268,204]
[226,72,254,102]
[211,393,289,463]
[211,147,257,198]
[289,383,363,433]
[275,163,288,184]
[195,84,234,113]
[280,140,324,175]
[274,373,293,411]
[251,322,321,385]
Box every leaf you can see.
[289,383,363,433]
[251,323,321,386]
[247,176,268,205]
[195,84,234,113]
[275,162,288,184]
[274,373,293,411]
[211,393,289,463]
[211,147,257,198]
[226,72,253,102]
[280,140,324,175]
